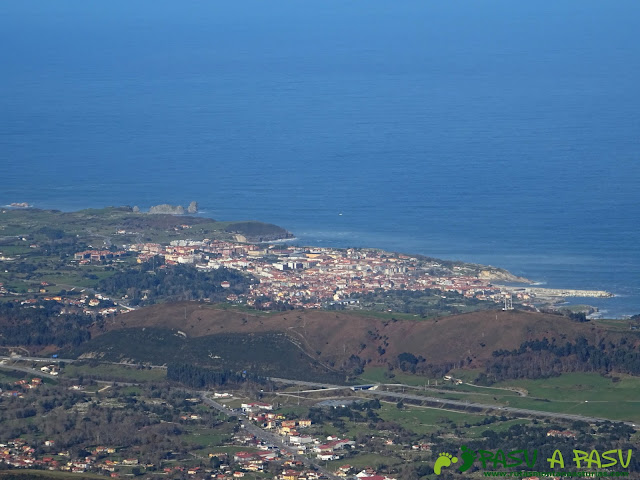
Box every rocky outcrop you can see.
[479,269,530,283]
[224,221,294,243]
[149,204,185,215]
[148,201,198,215]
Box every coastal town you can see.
[123,237,608,312]
[129,239,515,310]
[0,206,614,319]
[0,231,613,318]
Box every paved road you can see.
[200,393,340,479]
[267,377,637,428]
[0,355,77,364]
[0,363,141,387]
[0,356,165,369]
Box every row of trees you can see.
[167,363,265,388]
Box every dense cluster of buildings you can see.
[233,400,393,479]
[121,239,514,309]
[73,249,128,264]
[0,439,140,475]
[1,377,44,397]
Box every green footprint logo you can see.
[434,452,458,475]
[459,445,476,473]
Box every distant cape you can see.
[147,201,198,215]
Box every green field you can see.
[326,452,403,471]
[201,445,262,456]
[62,363,167,383]
[0,470,106,480]
[0,245,33,255]
[358,369,640,423]
[0,369,30,382]
[489,373,640,422]
[273,405,309,417]
[359,367,440,386]
[182,429,232,448]
[377,403,500,436]
[496,372,640,402]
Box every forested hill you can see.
[484,336,640,382]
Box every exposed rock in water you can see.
[187,201,198,214]
[149,204,185,215]
[132,205,140,213]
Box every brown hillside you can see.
[100,304,613,369]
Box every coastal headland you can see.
[0,206,613,314]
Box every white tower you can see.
[503,293,514,310]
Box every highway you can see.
[0,362,142,387]
[0,355,77,364]
[0,355,166,369]
[267,377,637,428]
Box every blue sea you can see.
[1,1,639,317]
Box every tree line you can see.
[97,259,252,305]
[167,363,265,388]
[0,301,92,347]
[486,336,640,380]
